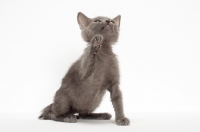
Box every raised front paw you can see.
[116,117,130,126]
[91,34,103,49]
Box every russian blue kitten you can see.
[39,12,130,126]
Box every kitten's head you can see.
[77,12,121,44]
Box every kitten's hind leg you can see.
[53,114,77,123]
[51,89,77,123]
[78,113,112,120]
[39,103,77,123]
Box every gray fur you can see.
[39,12,129,126]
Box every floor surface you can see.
[0,112,199,132]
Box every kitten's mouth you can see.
[100,25,107,30]
[100,24,112,31]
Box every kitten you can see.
[39,12,130,126]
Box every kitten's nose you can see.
[106,20,110,24]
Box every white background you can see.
[0,0,200,131]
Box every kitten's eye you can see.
[94,20,101,22]
[111,20,115,24]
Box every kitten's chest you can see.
[84,57,107,85]
[90,62,106,84]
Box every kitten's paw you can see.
[116,117,130,126]
[63,115,77,123]
[101,113,112,120]
[91,34,103,49]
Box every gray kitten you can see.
[39,12,130,126]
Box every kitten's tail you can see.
[38,103,53,119]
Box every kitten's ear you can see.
[113,15,121,29]
[77,12,91,30]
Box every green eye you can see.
[94,20,101,22]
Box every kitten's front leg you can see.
[79,34,104,79]
[108,84,130,126]
[90,34,103,54]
